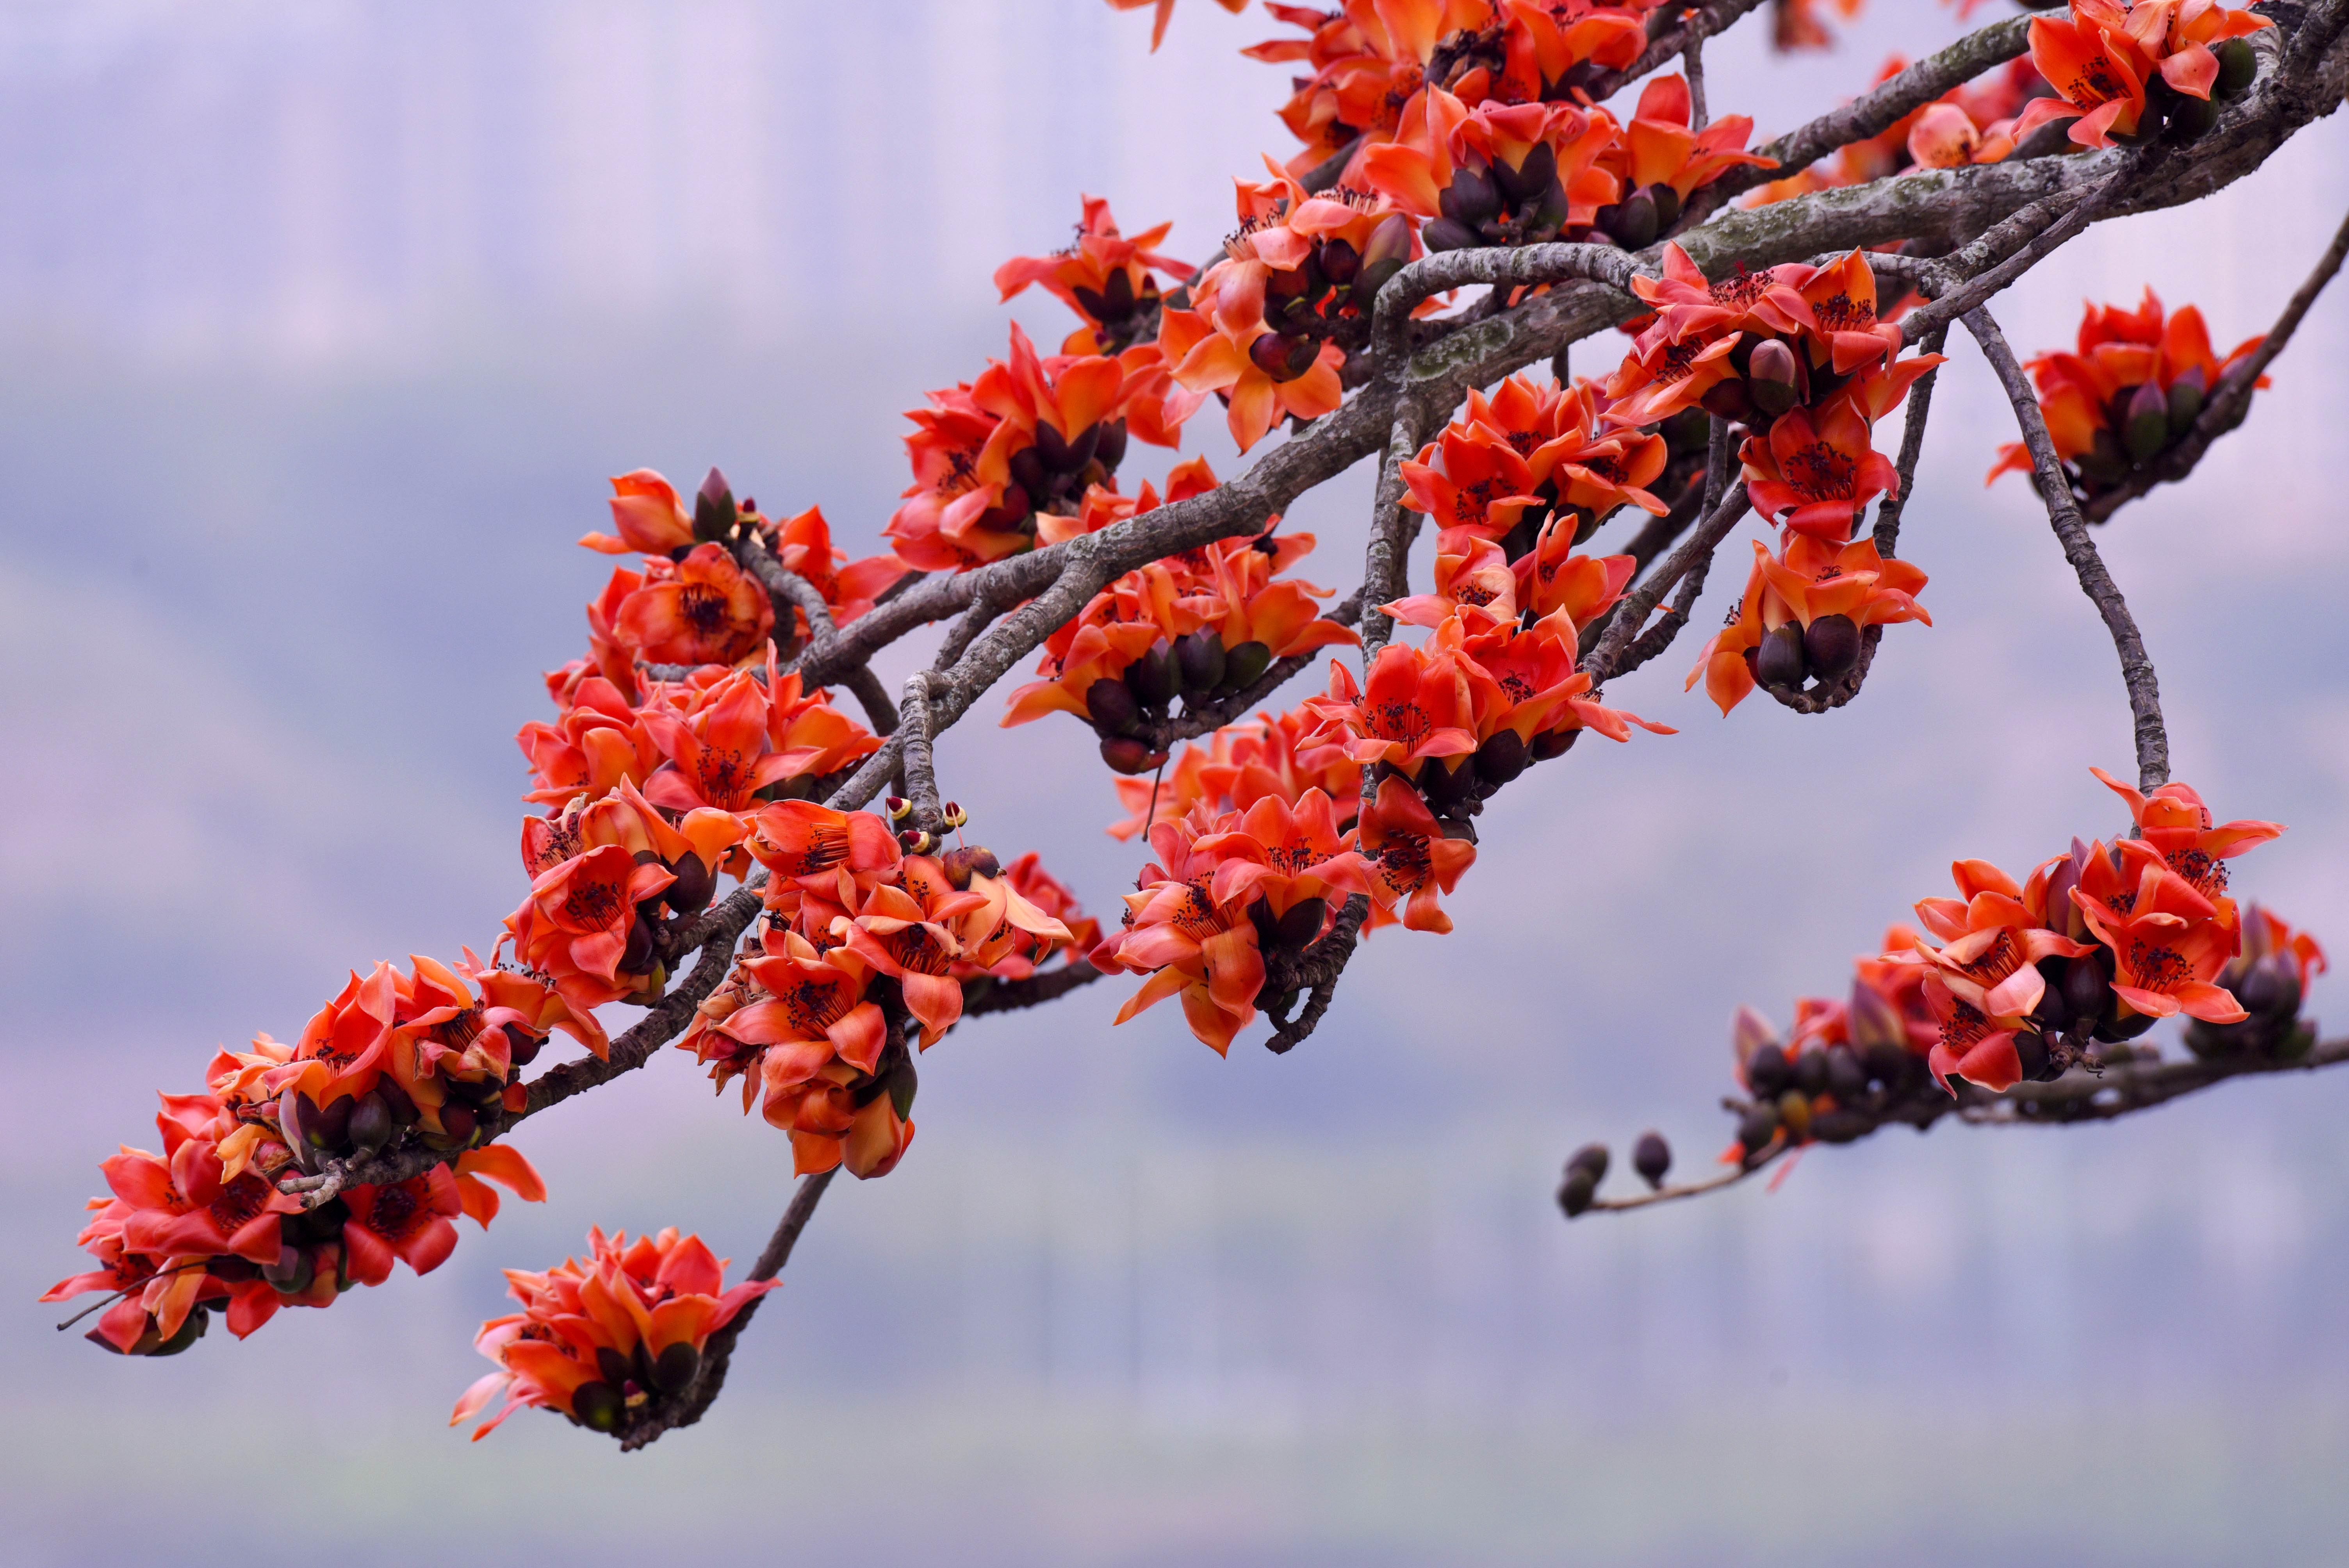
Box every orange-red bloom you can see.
[452,1226,779,1438]
[996,194,1191,355]
[1686,534,1930,715]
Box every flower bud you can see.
[315,1092,354,1151]
[621,915,657,975]
[1528,727,1579,760]
[1174,630,1227,695]
[2062,953,2112,1023]
[1756,622,1807,689]
[2165,92,2218,139]
[1219,640,1274,693]
[2237,952,2301,1023]
[144,1304,210,1357]
[1803,613,1862,681]
[1098,736,1169,775]
[1746,338,1801,419]
[665,852,715,915]
[1777,1090,1813,1142]
[1700,377,1753,422]
[1556,1166,1598,1217]
[278,1087,323,1152]
[1275,896,1329,950]
[1745,1041,1791,1097]
[2077,426,2129,486]
[596,1345,634,1389]
[652,1341,702,1394]
[1317,237,1360,287]
[2012,1029,2051,1083]
[1647,182,1683,232]
[1421,216,1480,253]
[1825,1045,1868,1102]
[1440,165,1502,226]
[1633,1130,1672,1189]
[1792,1048,1830,1095]
[263,1244,315,1295]
[1125,642,1180,707]
[2215,36,2257,95]
[1085,676,1141,735]
[347,1092,393,1156]
[693,467,734,542]
[439,1104,479,1147]
[2123,381,2171,463]
[939,844,1001,889]
[2166,364,2206,436]
[571,1381,624,1432]
[374,1075,420,1126]
[1493,141,1557,207]
[1420,757,1477,810]
[1737,1104,1780,1157]
[1566,1142,1609,1184]
[1599,187,1658,249]
[1473,728,1528,787]
[1094,417,1129,474]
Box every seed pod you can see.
[2238,953,2302,1022]
[2123,381,2171,463]
[1474,728,1528,787]
[1745,1042,1792,1097]
[1085,676,1141,736]
[2166,365,2206,436]
[1647,181,1683,232]
[571,1381,624,1433]
[347,1092,393,1156]
[1825,1045,1868,1102]
[1098,736,1169,775]
[1863,1041,1917,1088]
[1756,623,1807,690]
[1174,630,1227,696]
[2215,36,2257,95]
[1792,1048,1830,1096]
[653,1341,703,1394]
[1567,1142,1609,1184]
[1219,640,1274,693]
[1125,642,1180,707]
[692,467,734,543]
[1746,338,1800,419]
[1556,1167,1598,1218]
[1633,1130,1672,1189]
[1803,613,1862,681]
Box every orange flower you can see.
[609,542,773,669]
[504,843,676,1011]
[759,503,909,630]
[638,666,861,814]
[832,862,991,1046]
[1107,0,1247,51]
[2089,765,2283,901]
[2013,0,2267,149]
[996,194,1191,355]
[1987,288,2266,492]
[1686,533,1930,714]
[1357,774,1477,933]
[1308,641,1479,778]
[1902,858,2096,1090]
[452,1226,780,1439]
[1595,73,1774,208]
[1108,707,1362,840]
[1361,90,1617,248]
[579,468,694,556]
[1399,424,1547,539]
[1739,399,1900,543]
[2070,853,2249,1025]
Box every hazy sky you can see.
[6,5,2349,1564]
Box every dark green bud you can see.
[2215,37,2256,96]
[571,1381,624,1432]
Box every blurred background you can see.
[5,2,2349,1563]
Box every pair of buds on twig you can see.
[885,796,965,855]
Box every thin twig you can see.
[1967,306,2169,789]
[1586,482,1750,682]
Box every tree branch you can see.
[1967,306,2170,790]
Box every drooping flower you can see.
[1738,399,1901,543]
[451,1226,779,1440]
[1357,774,1477,933]
[1361,90,1617,250]
[1685,533,1930,714]
[2089,764,2284,901]
[2070,853,2249,1025]
[579,469,694,557]
[1902,859,2096,1090]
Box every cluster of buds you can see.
[1555,1129,1678,1215]
[2013,0,2268,150]
[1161,168,1416,451]
[1725,945,1941,1159]
[451,1226,776,1440]
[1004,468,1360,775]
[2184,908,2329,1059]
[1989,288,2265,500]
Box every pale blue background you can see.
[5,4,2349,1564]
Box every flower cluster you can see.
[451,1226,776,1440]
[1988,287,2265,499]
[1003,461,1360,775]
[677,800,1089,1177]
[886,320,1199,570]
[1106,706,1361,842]
[45,956,555,1355]
[2013,0,2269,149]
[1723,928,1941,1160]
[996,195,1193,356]
[1753,55,2044,206]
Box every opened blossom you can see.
[2013,0,2269,149]
[452,1226,779,1439]
[1687,533,1930,714]
[996,194,1190,356]
[1108,706,1362,841]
